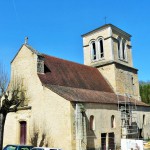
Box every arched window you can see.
[98,38,104,58]
[91,41,96,60]
[117,37,121,59]
[89,115,95,130]
[117,37,127,61]
[20,121,27,145]
[122,39,126,60]
[111,115,116,128]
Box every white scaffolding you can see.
[118,93,138,138]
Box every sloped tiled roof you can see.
[38,54,114,93]
[24,45,149,107]
[45,84,149,107]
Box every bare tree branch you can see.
[0,68,28,149]
[0,63,8,97]
[8,75,26,107]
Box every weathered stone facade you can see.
[4,45,74,150]
[3,24,150,150]
[82,24,140,100]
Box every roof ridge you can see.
[42,53,96,70]
[81,24,131,38]
[24,44,42,55]
[22,45,95,70]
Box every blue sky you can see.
[0,0,150,81]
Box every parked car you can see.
[3,144,33,150]
[31,147,62,150]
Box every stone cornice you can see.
[81,24,131,38]
[92,60,138,72]
[9,106,32,112]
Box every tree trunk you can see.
[0,113,7,150]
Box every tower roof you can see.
[81,24,131,38]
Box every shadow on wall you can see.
[85,115,97,150]
[31,132,49,147]
[30,123,54,147]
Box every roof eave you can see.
[81,24,131,38]
[11,44,24,64]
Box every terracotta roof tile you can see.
[45,85,149,107]
[38,54,114,93]
[26,45,149,107]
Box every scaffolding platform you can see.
[117,93,138,137]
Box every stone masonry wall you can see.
[3,45,74,150]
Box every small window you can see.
[37,55,44,73]
[143,115,146,125]
[89,115,95,130]
[91,42,96,60]
[111,115,116,128]
[131,76,134,85]
[99,39,104,58]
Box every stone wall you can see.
[83,103,121,150]
[78,103,150,150]
[83,25,140,100]
[115,65,140,99]
[83,26,112,66]
[3,45,74,150]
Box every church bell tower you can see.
[82,24,140,100]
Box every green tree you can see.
[140,81,150,104]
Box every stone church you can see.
[3,24,150,150]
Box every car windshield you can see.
[3,146,17,150]
[20,148,31,150]
[32,148,44,150]
[4,146,33,150]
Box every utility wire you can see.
[11,0,26,43]
[12,0,18,21]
